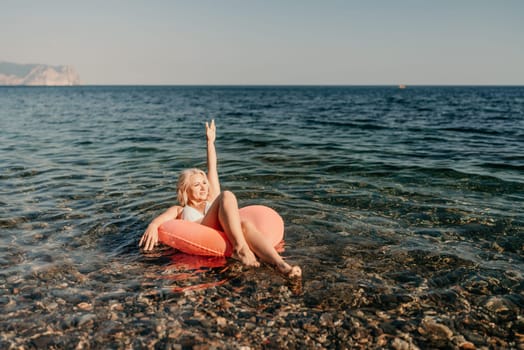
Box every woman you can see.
[139,120,301,279]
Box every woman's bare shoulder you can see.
[165,205,184,219]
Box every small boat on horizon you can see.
[399,84,406,89]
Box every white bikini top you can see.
[181,202,211,223]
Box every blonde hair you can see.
[177,168,207,206]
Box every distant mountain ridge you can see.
[0,61,81,86]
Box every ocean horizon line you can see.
[1,83,523,88]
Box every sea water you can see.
[1,86,523,347]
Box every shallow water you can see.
[1,86,523,348]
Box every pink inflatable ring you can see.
[158,205,284,257]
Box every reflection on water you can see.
[159,252,230,293]
[0,86,523,348]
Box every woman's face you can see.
[186,173,209,202]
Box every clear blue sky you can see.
[1,0,523,85]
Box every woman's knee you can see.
[240,219,255,232]
[219,190,237,205]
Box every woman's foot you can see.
[277,263,302,295]
[233,245,260,267]
[277,262,302,280]
[285,265,302,279]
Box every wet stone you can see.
[77,302,93,311]
[50,289,90,304]
[381,319,409,335]
[319,312,334,327]
[77,313,97,327]
[459,340,477,350]
[483,296,518,321]
[391,337,419,350]
[31,334,61,348]
[418,317,453,347]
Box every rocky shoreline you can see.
[1,250,522,349]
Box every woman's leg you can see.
[201,191,259,267]
[241,220,302,279]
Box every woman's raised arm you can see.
[206,119,221,201]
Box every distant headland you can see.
[0,61,81,86]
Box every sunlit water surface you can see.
[1,86,523,348]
